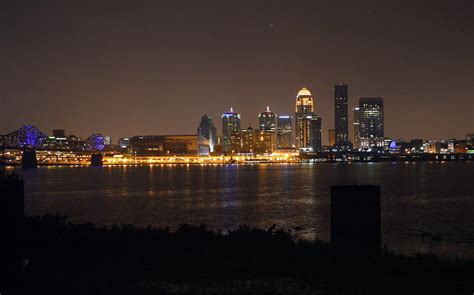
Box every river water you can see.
[19,162,474,258]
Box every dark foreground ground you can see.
[1,214,473,295]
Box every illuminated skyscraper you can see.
[197,114,217,156]
[221,108,241,154]
[353,107,360,149]
[334,83,349,147]
[295,87,314,149]
[258,106,277,131]
[277,115,293,149]
[310,116,322,152]
[359,98,384,149]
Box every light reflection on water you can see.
[20,162,474,258]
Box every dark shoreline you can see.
[2,214,473,294]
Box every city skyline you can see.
[1,0,473,143]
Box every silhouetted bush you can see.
[1,214,472,294]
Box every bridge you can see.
[0,125,97,168]
[0,125,48,150]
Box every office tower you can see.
[328,129,335,146]
[254,129,276,154]
[359,98,384,149]
[258,106,277,131]
[309,116,322,152]
[334,84,349,147]
[118,137,130,149]
[229,132,242,154]
[53,129,65,138]
[241,126,255,153]
[295,87,314,149]
[222,108,241,154]
[277,115,293,149]
[353,107,360,149]
[197,114,217,156]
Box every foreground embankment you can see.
[1,214,473,294]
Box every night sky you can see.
[1,0,472,144]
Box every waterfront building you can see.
[213,135,224,154]
[130,135,198,156]
[67,135,87,151]
[353,107,361,149]
[328,129,335,147]
[222,108,241,154]
[229,132,242,154]
[424,141,441,154]
[359,98,384,149]
[454,140,468,153]
[53,129,65,138]
[446,138,456,153]
[240,126,277,154]
[295,87,314,149]
[241,126,255,154]
[334,83,349,148]
[197,114,217,156]
[42,136,73,151]
[277,115,293,149]
[118,137,131,149]
[254,129,277,154]
[410,139,424,153]
[258,106,277,132]
[468,135,474,153]
[309,116,322,152]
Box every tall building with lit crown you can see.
[222,108,241,154]
[197,114,217,156]
[277,115,293,149]
[359,98,384,149]
[334,84,349,147]
[353,107,360,149]
[295,87,314,149]
[258,106,277,131]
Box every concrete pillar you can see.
[91,153,103,166]
[21,149,37,169]
[330,185,381,248]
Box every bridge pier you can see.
[21,149,38,169]
[91,153,103,167]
